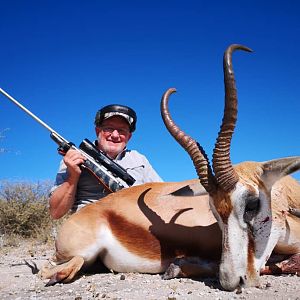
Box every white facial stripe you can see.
[227,211,248,268]
[219,182,258,288]
[221,205,249,281]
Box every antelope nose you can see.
[239,276,245,286]
[219,270,245,291]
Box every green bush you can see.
[0,181,57,244]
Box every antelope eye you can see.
[244,197,260,223]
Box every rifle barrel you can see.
[0,87,56,133]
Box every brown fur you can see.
[106,210,162,260]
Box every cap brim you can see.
[103,112,134,126]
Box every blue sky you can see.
[0,0,300,183]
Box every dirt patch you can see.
[1,241,299,300]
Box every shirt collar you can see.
[115,147,127,160]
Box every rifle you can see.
[0,87,136,192]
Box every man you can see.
[49,104,162,219]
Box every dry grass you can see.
[0,180,62,247]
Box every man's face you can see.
[95,116,132,159]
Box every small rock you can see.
[120,274,126,280]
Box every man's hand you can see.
[63,149,86,177]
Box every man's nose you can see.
[111,129,120,137]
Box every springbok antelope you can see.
[39,44,300,291]
[160,44,300,291]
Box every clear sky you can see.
[0,0,299,184]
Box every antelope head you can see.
[161,44,300,291]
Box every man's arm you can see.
[49,150,85,219]
[117,150,163,185]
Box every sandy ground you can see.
[0,241,300,300]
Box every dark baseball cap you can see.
[94,104,137,132]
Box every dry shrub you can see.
[0,180,60,246]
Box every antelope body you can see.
[40,45,300,291]
[40,180,222,284]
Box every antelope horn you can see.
[161,88,217,194]
[212,44,253,192]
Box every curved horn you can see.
[212,44,253,192]
[161,88,217,194]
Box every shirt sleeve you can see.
[117,150,163,185]
[139,155,163,183]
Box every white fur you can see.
[81,226,164,273]
[219,183,249,289]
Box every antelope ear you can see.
[262,156,300,190]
